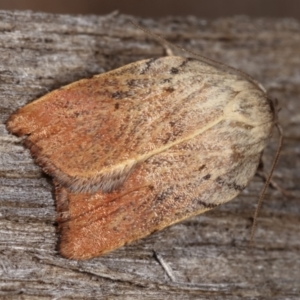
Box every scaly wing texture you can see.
[7,56,275,259]
[55,124,264,259]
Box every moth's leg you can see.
[162,43,175,56]
[256,158,290,197]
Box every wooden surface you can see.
[0,10,299,299]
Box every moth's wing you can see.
[7,57,187,192]
[7,56,268,193]
[54,78,274,259]
[7,53,275,258]
[55,123,263,259]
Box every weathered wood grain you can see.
[0,10,299,299]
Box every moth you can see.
[6,41,276,259]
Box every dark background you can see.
[1,0,299,19]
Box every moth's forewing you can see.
[7,56,274,259]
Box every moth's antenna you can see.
[130,20,266,93]
[250,124,283,246]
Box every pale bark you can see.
[0,10,299,299]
